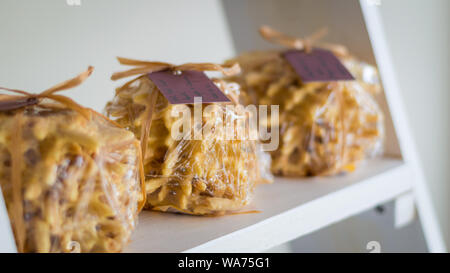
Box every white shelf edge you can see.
[125,158,411,253]
[186,160,411,252]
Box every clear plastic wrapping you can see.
[106,76,272,215]
[226,50,384,176]
[0,105,142,252]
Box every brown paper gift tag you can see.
[148,70,230,104]
[283,48,355,83]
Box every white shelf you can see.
[125,157,411,253]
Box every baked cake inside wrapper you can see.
[0,105,143,252]
[105,76,272,215]
[225,50,384,176]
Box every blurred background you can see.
[0,0,448,252]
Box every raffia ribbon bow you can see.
[0,66,94,119]
[259,25,348,56]
[111,57,241,81]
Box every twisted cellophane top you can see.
[0,104,142,252]
[225,50,384,176]
[105,76,272,215]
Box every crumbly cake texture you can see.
[225,50,384,176]
[106,76,271,215]
[0,106,142,252]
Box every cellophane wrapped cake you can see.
[226,50,384,176]
[105,75,271,215]
[0,104,143,253]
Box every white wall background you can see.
[0,0,235,111]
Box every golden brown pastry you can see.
[106,75,270,215]
[0,67,143,253]
[226,50,384,176]
[0,106,142,253]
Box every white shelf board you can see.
[125,157,411,253]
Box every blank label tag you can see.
[283,48,355,83]
[148,70,230,104]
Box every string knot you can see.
[259,25,348,56]
[111,57,241,81]
[0,66,94,119]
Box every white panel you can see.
[360,0,446,252]
[0,187,17,253]
[394,193,416,229]
[377,0,450,248]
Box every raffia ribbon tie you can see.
[0,66,94,119]
[259,25,348,56]
[111,57,241,81]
